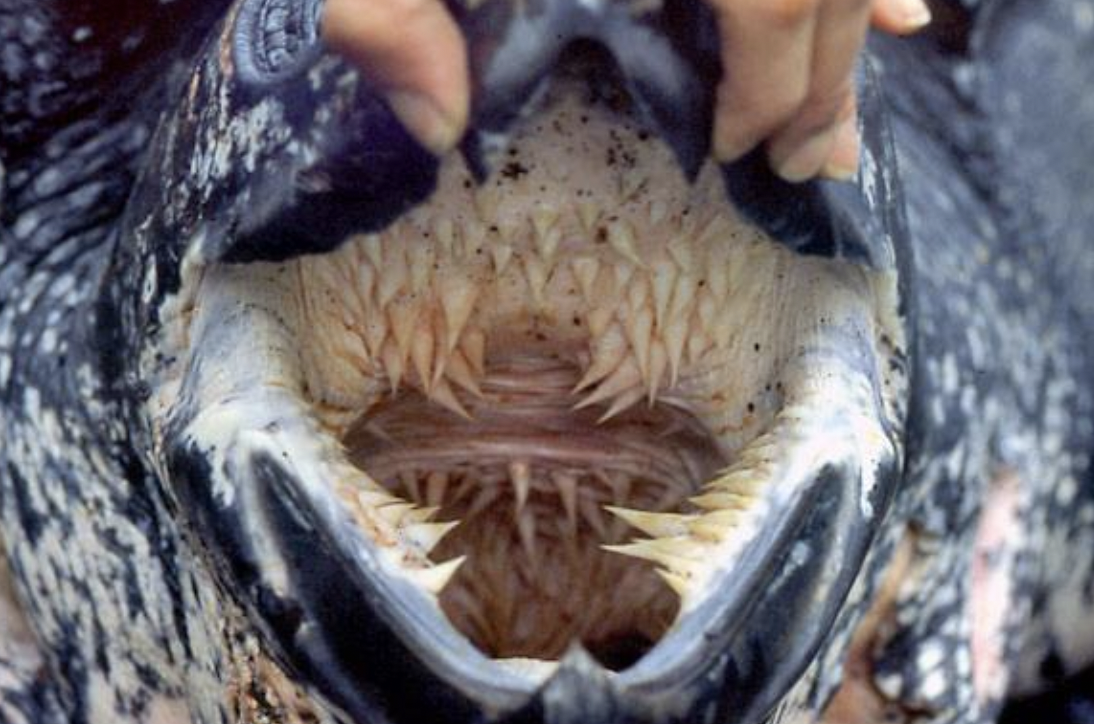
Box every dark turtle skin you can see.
[2,0,1094,723]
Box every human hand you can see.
[711,0,931,181]
[320,0,930,179]
[321,0,469,155]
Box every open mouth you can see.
[143,43,907,724]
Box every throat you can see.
[343,352,724,666]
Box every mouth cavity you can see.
[152,62,905,718]
[344,353,720,667]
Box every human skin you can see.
[320,0,931,180]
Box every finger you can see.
[822,93,859,179]
[767,0,870,181]
[870,0,932,35]
[711,0,821,162]
[321,0,469,154]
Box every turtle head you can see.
[113,0,911,721]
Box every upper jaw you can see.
[121,0,912,721]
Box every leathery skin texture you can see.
[2,0,1094,723]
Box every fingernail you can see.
[772,126,837,183]
[823,115,860,181]
[385,90,463,155]
[896,0,932,29]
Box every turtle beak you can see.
[615,381,904,723]
[165,429,533,722]
[125,0,911,721]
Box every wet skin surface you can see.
[2,0,1094,723]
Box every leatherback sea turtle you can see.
[3,0,1094,722]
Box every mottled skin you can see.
[2,1,1094,724]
